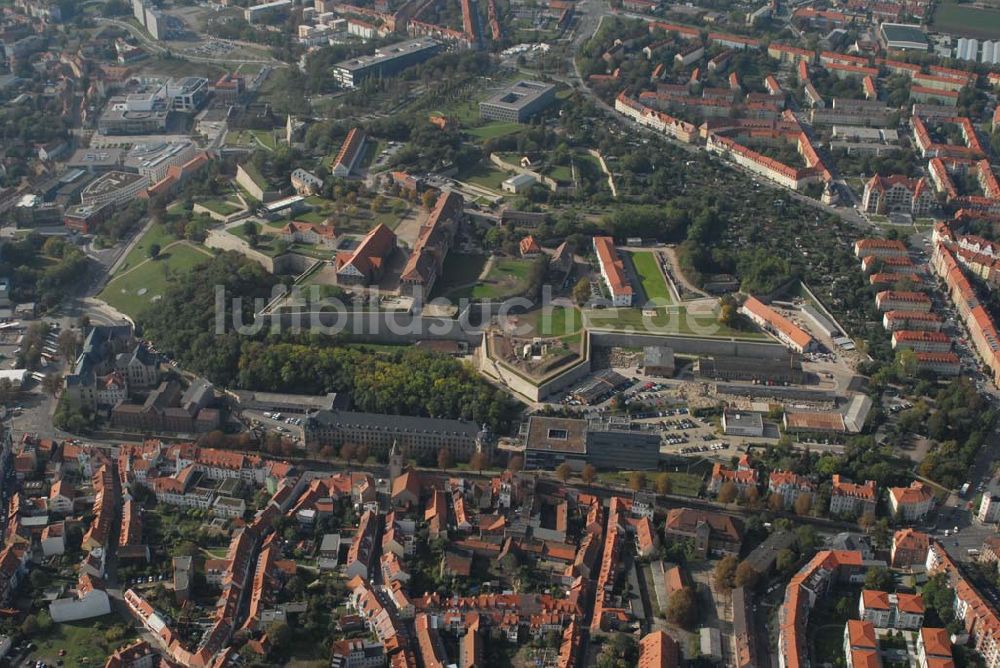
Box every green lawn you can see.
[549,164,573,183]
[302,195,408,233]
[29,618,135,667]
[462,164,510,192]
[114,223,179,276]
[466,121,525,140]
[431,252,489,297]
[628,251,672,303]
[517,306,583,338]
[100,244,212,318]
[447,257,535,300]
[198,199,241,216]
[932,1,1000,38]
[582,306,765,338]
[603,470,703,496]
[249,129,277,150]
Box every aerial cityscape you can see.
[3,0,1000,666]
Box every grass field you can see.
[431,252,489,297]
[100,244,212,318]
[466,121,524,140]
[549,164,574,183]
[114,223,179,276]
[628,251,672,303]
[462,164,510,192]
[604,470,703,496]
[516,306,583,338]
[932,1,1000,38]
[197,199,242,216]
[28,617,135,667]
[448,257,534,300]
[301,195,408,233]
[582,305,764,338]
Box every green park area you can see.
[466,121,524,140]
[515,305,584,338]
[446,257,535,300]
[299,195,409,233]
[462,164,510,192]
[197,198,242,217]
[100,243,212,318]
[932,1,1000,38]
[28,617,135,667]
[628,251,672,303]
[113,223,179,276]
[582,305,764,338]
[431,253,489,297]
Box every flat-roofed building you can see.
[783,411,846,433]
[480,80,557,123]
[124,141,196,184]
[722,410,764,437]
[523,415,664,471]
[80,171,148,208]
[332,38,442,88]
[643,346,675,377]
[696,352,805,384]
[879,23,930,52]
[523,416,588,470]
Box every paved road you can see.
[96,17,286,66]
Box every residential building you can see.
[638,630,679,668]
[875,290,932,312]
[663,508,743,558]
[399,190,463,296]
[892,528,931,568]
[843,620,881,668]
[979,494,1000,524]
[862,175,935,216]
[708,460,758,497]
[891,330,951,353]
[916,627,953,668]
[859,590,924,629]
[768,471,815,508]
[889,481,934,521]
[830,475,877,517]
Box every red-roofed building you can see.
[892,528,931,568]
[332,127,367,177]
[336,223,396,286]
[917,628,953,668]
[830,475,877,517]
[862,175,935,216]
[768,470,815,508]
[843,619,881,668]
[740,296,815,353]
[889,481,934,521]
[593,236,633,306]
[859,589,924,629]
[638,630,679,668]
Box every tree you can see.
[864,566,894,592]
[555,462,573,482]
[339,443,357,464]
[57,328,81,361]
[718,481,738,504]
[858,511,877,532]
[469,451,488,474]
[355,444,370,464]
[41,373,63,398]
[437,448,454,470]
[666,587,698,628]
[243,220,260,248]
[628,471,647,491]
[734,561,760,588]
[655,472,672,495]
[714,555,738,590]
[767,492,785,513]
[793,492,813,517]
[265,621,291,650]
[581,464,597,484]
[421,190,436,210]
[572,277,591,305]
[508,455,523,474]
[776,548,798,573]
[148,243,161,259]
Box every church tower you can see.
[388,440,403,482]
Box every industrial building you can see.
[479,80,557,122]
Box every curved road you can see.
[96,17,286,67]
